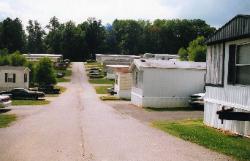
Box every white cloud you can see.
[0,0,249,28]
[0,0,178,27]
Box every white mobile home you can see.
[130,59,206,108]
[107,65,132,99]
[96,54,140,65]
[23,54,63,62]
[143,53,179,60]
[96,54,140,79]
[204,15,250,137]
[0,66,30,91]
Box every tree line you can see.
[0,17,215,61]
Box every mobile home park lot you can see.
[0,62,233,161]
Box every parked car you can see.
[89,73,104,78]
[54,62,67,70]
[0,88,45,100]
[189,93,205,108]
[0,95,12,108]
[38,85,60,94]
[57,72,65,78]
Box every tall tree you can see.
[85,18,105,59]
[0,18,26,53]
[45,17,62,54]
[26,20,46,53]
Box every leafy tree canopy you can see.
[35,57,57,86]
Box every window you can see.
[134,70,143,88]
[115,75,118,85]
[228,43,250,85]
[4,73,16,83]
[134,71,138,86]
[24,73,27,83]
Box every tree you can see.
[45,17,62,54]
[35,57,56,86]
[26,20,46,53]
[0,18,26,52]
[60,21,85,60]
[9,51,27,66]
[178,47,188,61]
[187,36,207,62]
[85,18,105,59]
[0,54,10,66]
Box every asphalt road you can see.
[0,62,232,161]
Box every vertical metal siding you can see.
[204,102,250,137]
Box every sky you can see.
[0,0,249,28]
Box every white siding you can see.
[204,102,250,137]
[204,38,250,136]
[114,73,132,99]
[0,68,29,91]
[131,67,206,108]
[131,90,143,107]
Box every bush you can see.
[36,57,57,86]
[178,47,188,61]
[9,51,27,66]
[0,54,11,65]
[187,36,207,62]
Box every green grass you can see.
[12,100,50,106]
[89,78,114,84]
[100,95,120,101]
[85,62,103,69]
[95,86,112,94]
[0,114,17,128]
[144,106,201,112]
[153,119,250,161]
[56,77,70,82]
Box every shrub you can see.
[36,57,57,86]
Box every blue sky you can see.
[0,0,249,28]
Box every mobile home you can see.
[130,59,206,108]
[0,66,30,91]
[107,65,132,99]
[23,54,63,62]
[204,15,250,137]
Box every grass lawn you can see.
[153,119,250,161]
[95,86,112,94]
[89,78,114,84]
[144,106,202,112]
[0,114,17,128]
[12,100,50,106]
[100,95,120,101]
[85,62,103,68]
[56,77,70,82]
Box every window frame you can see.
[229,42,250,86]
[4,73,16,83]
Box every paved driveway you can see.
[0,62,232,161]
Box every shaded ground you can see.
[106,100,204,123]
